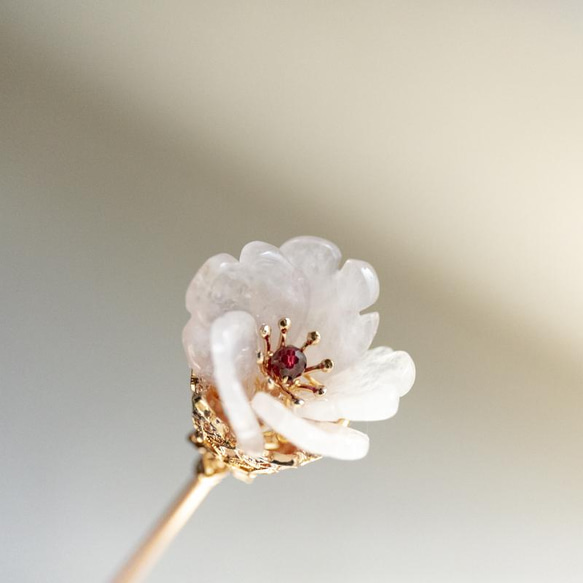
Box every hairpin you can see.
[115,236,415,582]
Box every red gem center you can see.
[268,346,307,380]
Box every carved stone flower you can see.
[183,236,415,462]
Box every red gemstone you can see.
[268,346,307,380]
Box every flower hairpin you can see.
[184,236,415,470]
[115,236,415,582]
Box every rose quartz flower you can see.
[183,237,415,460]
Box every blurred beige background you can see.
[1,2,582,582]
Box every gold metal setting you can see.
[190,373,320,483]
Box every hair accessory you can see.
[115,236,415,582]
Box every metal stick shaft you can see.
[113,466,226,583]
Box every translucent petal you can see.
[337,259,380,311]
[239,240,284,265]
[239,241,309,333]
[251,392,370,460]
[280,236,342,279]
[182,316,207,374]
[185,253,238,321]
[210,311,264,456]
[296,309,380,378]
[298,347,416,422]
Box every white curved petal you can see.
[251,392,369,460]
[338,259,380,311]
[298,347,415,422]
[300,310,380,378]
[239,240,283,265]
[182,317,206,373]
[280,236,342,279]
[351,311,380,357]
[185,253,238,319]
[210,311,264,456]
[239,241,309,333]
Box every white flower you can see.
[183,236,415,461]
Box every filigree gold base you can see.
[190,373,320,482]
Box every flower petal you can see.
[185,253,238,323]
[238,241,310,333]
[296,309,380,379]
[251,392,370,460]
[298,347,415,422]
[338,259,379,311]
[210,311,264,456]
[349,311,380,358]
[280,236,342,279]
[182,317,207,373]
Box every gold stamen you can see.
[277,317,291,348]
[278,384,304,406]
[301,330,321,351]
[296,383,327,396]
[305,358,334,374]
[259,324,271,353]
